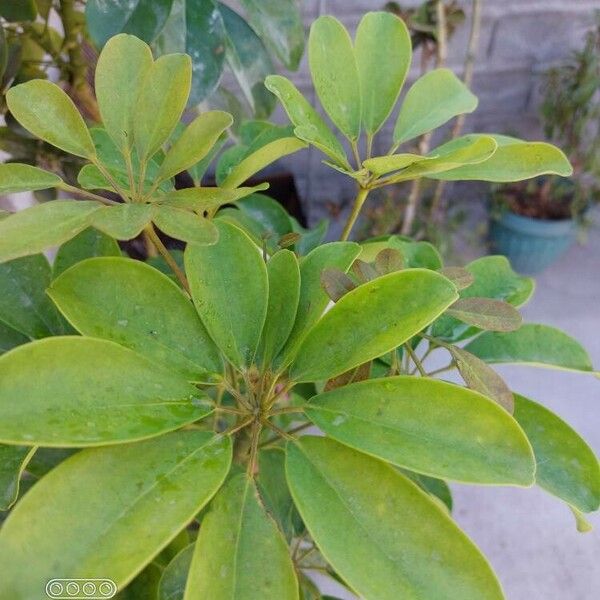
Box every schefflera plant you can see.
[265,12,574,239]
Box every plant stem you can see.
[144,224,191,293]
[340,186,370,241]
[246,420,262,477]
[426,362,456,377]
[259,422,312,447]
[59,184,118,205]
[404,343,426,376]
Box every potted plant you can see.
[489,15,600,274]
[0,14,597,600]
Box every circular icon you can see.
[82,581,97,595]
[66,581,80,596]
[47,581,64,597]
[99,580,117,597]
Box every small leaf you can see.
[0,444,35,511]
[278,232,301,248]
[307,377,534,485]
[6,80,95,158]
[464,324,594,373]
[393,68,478,145]
[0,0,37,21]
[265,75,350,168]
[0,200,101,263]
[95,34,154,152]
[388,238,443,270]
[0,337,212,446]
[185,220,268,367]
[321,268,356,302]
[398,468,453,512]
[261,250,300,366]
[308,16,361,141]
[449,346,514,412]
[351,258,378,282]
[290,270,458,382]
[355,11,411,135]
[0,431,231,597]
[446,297,522,332]
[324,361,371,392]
[134,53,192,162]
[0,163,62,194]
[363,152,432,176]
[375,248,404,275]
[158,544,194,600]
[91,204,154,240]
[157,184,268,212]
[49,257,222,378]
[153,205,219,245]
[439,266,474,290]
[158,111,233,181]
[286,437,504,600]
[570,505,593,533]
[185,474,298,599]
[513,394,600,513]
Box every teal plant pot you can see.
[489,211,577,274]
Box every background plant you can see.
[0,13,598,600]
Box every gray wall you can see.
[276,0,600,228]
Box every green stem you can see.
[340,186,370,241]
[144,224,191,294]
[404,344,426,376]
[59,184,118,205]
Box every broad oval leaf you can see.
[308,16,361,141]
[265,75,349,168]
[0,337,212,446]
[153,205,219,245]
[355,11,411,135]
[95,33,154,152]
[91,204,154,240]
[464,324,594,373]
[387,238,443,270]
[393,68,478,145]
[0,431,231,598]
[260,249,300,366]
[446,297,522,332]
[286,437,504,600]
[6,79,95,158]
[158,111,233,181]
[157,184,269,213]
[134,53,192,162]
[0,163,62,194]
[185,220,268,367]
[185,474,298,599]
[0,200,102,263]
[307,376,535,485]
[290,269,458,382]
[48,257,221,378]
[513,394,600,513]
[0,444,35,511]
[158,543,194,600]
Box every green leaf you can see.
[307,376,534,485]
[157,184,268,212]
[221,137,306,189]
[514,394,600,513]
[438,266,474,290]
[278,242,360,364]
[0,200,101,263]
[0,0,37,22]
[388,238,443,269]
[429,134,573,181]
[239,0,304,70]
[134,53,192,162]
[446,298,522,332]
[117,562,163,599]
[185,473,298,599]
[290,269,458,382]
[286,437,504,600]
[0,337,212,446]
[363,152,430,176]
[184,0,227,105]
[49,257,221,379]
[95,33,154,152]
[0,321,28,354]
[86,0,174,46]
[449,346,514,413]
[185,220,268,367]
[393,68,478,145]
[355,11,411,135]
[0,444,35,511]
[91,204,154,240]
[464,324,594,373]
[153,205,219,245]
[0,254,67,338]
[309,16,361,141]
[158,111,233,181]
[218,3,276,119]
[53,227,121,277]
[0,163,62,194]
[265,75,350,168]
[6,80,95,158]
[158,543,194,600]
[398,468,453,512]
[260,250,300,366]
[0,431,231,597]
[237,193,294,243]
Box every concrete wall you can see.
[276,0,600,228]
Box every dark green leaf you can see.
[0,444,35,511]
[398,468,453,512]
[0,0,37,22]
[0,321,28,354]
[158,543,194,600]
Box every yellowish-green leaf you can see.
[156,184,269,212]
[363,153,432,176]
[286,437,504,600]
[91,204,154,240]
[0,431,231,598]
[393,68,478,145]
[6,80,96,158]
[153,205,219,245]
[0,163,62,194]
[0,337,212,446]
